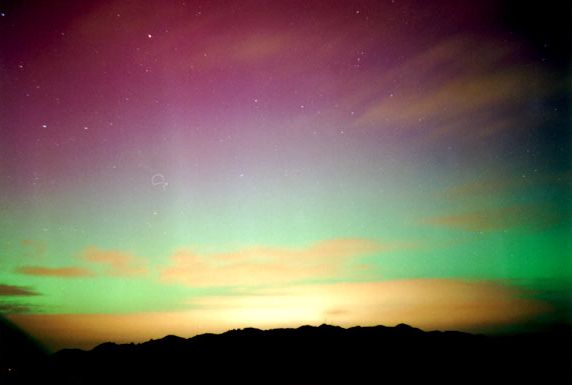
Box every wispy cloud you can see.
[20,239,48,259]
[420,204,564,231]
[442,170,572,200]
[425,170,571,232]
[16,266,95,278]
[161,238,386,287]
[0,283,40,296]
[350,36,554,142]
[83,247,148,277]
[0,284,39,314]
[0,303,34,314]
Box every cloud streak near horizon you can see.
[16,266,96,278]
[0,284,40,296]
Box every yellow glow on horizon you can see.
[8,278,549,351]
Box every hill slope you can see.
[7,323,572,384]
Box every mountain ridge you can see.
[6,323,571,385]
[63,323,439,353]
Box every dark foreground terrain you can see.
[1,319,571,384]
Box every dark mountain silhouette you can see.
[4,323,571,385]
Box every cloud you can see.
[0,303,33,314]
[161,238,386,287]
[13,248,148,278]
[231,33,296,62]
[0,283,40,296]
[0,284,39,315]
[350,36,553,142]
[428,171,571,233]
[444,175,526,199]
[16,266,95,278]
[83,247,148,277]
[20,239,48,259]
[8,278,550,351]
[357,70,532,129]
[442,170,572,200]
[420,204,564,231]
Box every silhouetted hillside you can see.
[0,316,48,384]
[6,323,572,384]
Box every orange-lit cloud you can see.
[161,238,386,287]
[20,239,48,259]
[8,278,550,351]
[421,204,564,231]
[0,283,40,296]
[83,247,148,277]
[16,266,95,278]
[443,170,572,200]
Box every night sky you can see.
[0,0,570,351]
